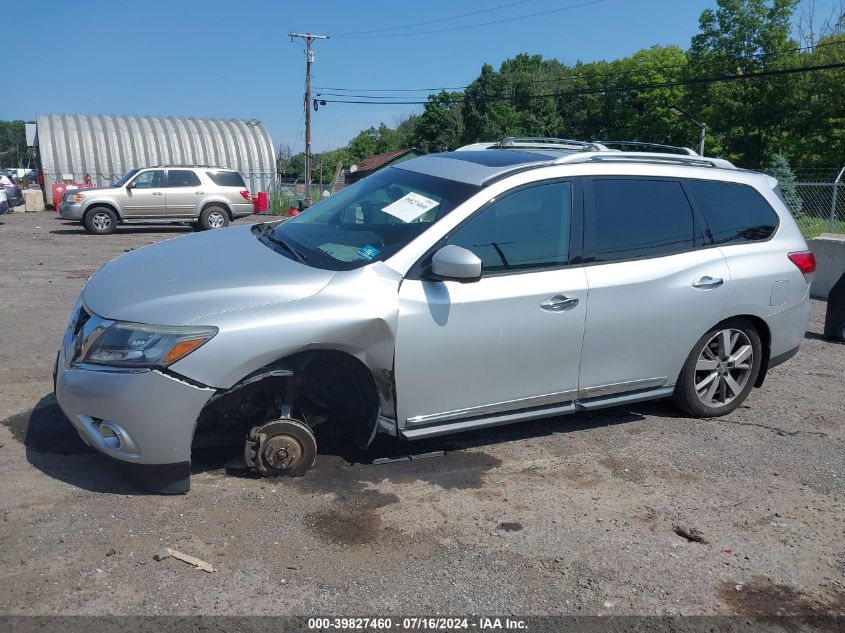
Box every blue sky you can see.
[5,0,837,153]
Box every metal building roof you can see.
[36,113,276,202]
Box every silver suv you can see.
[54,138,815,493]
[58,166,254,234]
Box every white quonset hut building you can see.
[35,113,276,204]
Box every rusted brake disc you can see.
[244,418,317,477]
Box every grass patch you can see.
[795,215,845,239]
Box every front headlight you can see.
[70,193,85,203]
[81,321,218,368]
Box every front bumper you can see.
[54,336,216,475]
[59,199,85,219]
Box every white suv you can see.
[58,166,254,234]
[54,138,815,492]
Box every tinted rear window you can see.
[688,179,778,244]
[586,178,696,263]
[168,170,201,187]
[206,170,246,187]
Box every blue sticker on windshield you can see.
[357,245,380,260]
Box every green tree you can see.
[765,154,803,214]
[785,33,845,168]
[687,0,801,167]
[412,91,465,152]
[0,120,28,168]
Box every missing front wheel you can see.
[243,418,317,477]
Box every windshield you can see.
[113,169,140,187]
[260,167,480,270]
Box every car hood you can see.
[74,186,119,196]
[82,225,336,325]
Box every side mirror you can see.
[125,182,134,190]
[430,245,482,282]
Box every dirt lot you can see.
[0,210,843,619]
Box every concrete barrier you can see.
[23,189,45,213]
[808,233,845,299]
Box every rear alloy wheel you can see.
[83,207,117,235]
[244,418,317,478]
[672,320,762,417]
[199,206,229,230]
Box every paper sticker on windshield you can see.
[381,192,440,223]
[357,244,381,260]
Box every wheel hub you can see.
[694,328,754,409]
[263,435,302,471]
[244,418,317,478]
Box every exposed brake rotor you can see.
[244,418,317,477]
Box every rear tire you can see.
[198,206,229,230]
[83,207,117,235]
[671,318,762,418]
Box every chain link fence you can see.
[789,180,845,238]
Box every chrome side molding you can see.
[406,389,578,428]
[405,378,667,428]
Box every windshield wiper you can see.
[260,230,308,263]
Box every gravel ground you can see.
[0,210,843,619]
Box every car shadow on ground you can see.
[50,225,194,236]
[4,392,674,495]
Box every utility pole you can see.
[289,32,329,207]
[669,105,707,156]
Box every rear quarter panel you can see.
[717,178,811,358]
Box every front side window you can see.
[586,178,696,263]
[167,170,201,188]
[131,170,164,189]
[114,169,139,187]
[261,167,480,271]
[447,182,572,274]
[688,179,778,244]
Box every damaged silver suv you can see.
[54,138,814,493]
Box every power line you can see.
[315,62,845,105]
[333,0,611,39]
[314,40,845,95]
[331,0,538,37]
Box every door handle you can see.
[152,192,163,196]
[692,276,723,289]
[540,295,579,312]
[195,191,204,195]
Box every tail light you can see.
[239,190,250,201]
[788,251,816,280]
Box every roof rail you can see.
[596,141,698,156]
[553,151,736,170]
[497,136,607,152]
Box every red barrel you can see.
[51,181,94,210]
[256,191,268,213]
[51,182,68,210]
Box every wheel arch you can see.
[192,348,385,452]
[713,313,772,387]
[83,201,122,222]
[200,199,232,219]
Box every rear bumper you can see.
[0,200,8,215]
[231,202,254,218]
[767,295,812,360]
